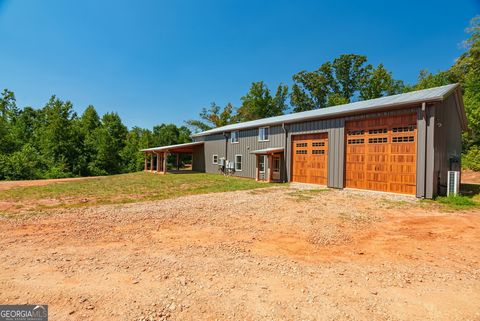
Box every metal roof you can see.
[141,141,204,152]
[192,83,460,137]
[249,147,285,154]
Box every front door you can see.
[272,155,281,181]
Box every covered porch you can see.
[250,147,285,183]
[142,141,204,174]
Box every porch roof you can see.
[249,147,284,155]
[141,141,204,153]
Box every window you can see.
[368,137,388,144]
[231,131,239,143]
[258,127,269,141]
[296,142,307,147]
[258,155,266,173]
[312,150,325,154]
[347,138,364,145]
[392,126,415,133]
[347,130,364,136]
[392,136,415,143]
[235,154,242,171]
[296,150,307,154]
[368,128,387,135]
[312,142,325,147]
[212,154,218,164]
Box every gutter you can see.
[223,131,228,162]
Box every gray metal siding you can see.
[286,118,344,188]
[416,107,427,198]
[433,95,463,195]
[192,144,205,172]
[192,102,463,199]
[226,125,285,179]
[197,134,226,174]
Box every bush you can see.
[0,144,43,180]
[463,145,480,171]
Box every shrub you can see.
[463,145,480,171]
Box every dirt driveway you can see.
[0,187,479,320]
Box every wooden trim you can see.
[267,154,273,182]
[162,152,168,174]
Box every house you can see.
[142,83,467,198]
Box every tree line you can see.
[0,94,191,180]
[0,16,478,180]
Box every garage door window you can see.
[348,138,364,144]
[368,128,387,134]
[392,136,415,143]
[393,126,415,133]
[368,137,388,144]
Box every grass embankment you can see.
[0,172,273,215]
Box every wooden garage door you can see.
[345,114,417,194]
[292,133,328,185]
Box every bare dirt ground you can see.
[463,169,480,184]
[0,176,95,191]
[0,187,479,321]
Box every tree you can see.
[291,62,336,111]
[152,123,191,147]
[291,54,403,111]
[360,64,404,100]
[11,107,41,148]
[36,96,79,177]
[121,127,152,172]
[0,144,43,180]
[186,102,237,132]
[0,89,18,154]
[77,105,102,176]
[90,112,128,175]
[413,69,455,90]
[237,81,289,121]
[331,54,369,100]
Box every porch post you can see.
[144,153,148,171]
[176,153,180,170]
[150,154,153,173]
[162,152,168,174]
[255,155,259,181]
[156,152,160,173]
[267,154,273,183]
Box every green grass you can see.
[0,172,273,215]
[435,194,478,210]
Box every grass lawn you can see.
[0,172,274,215]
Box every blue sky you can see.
[0,0,478,129]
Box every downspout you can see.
[223,131,228,164]
[282,123,288,183]
[422,102,427,198]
